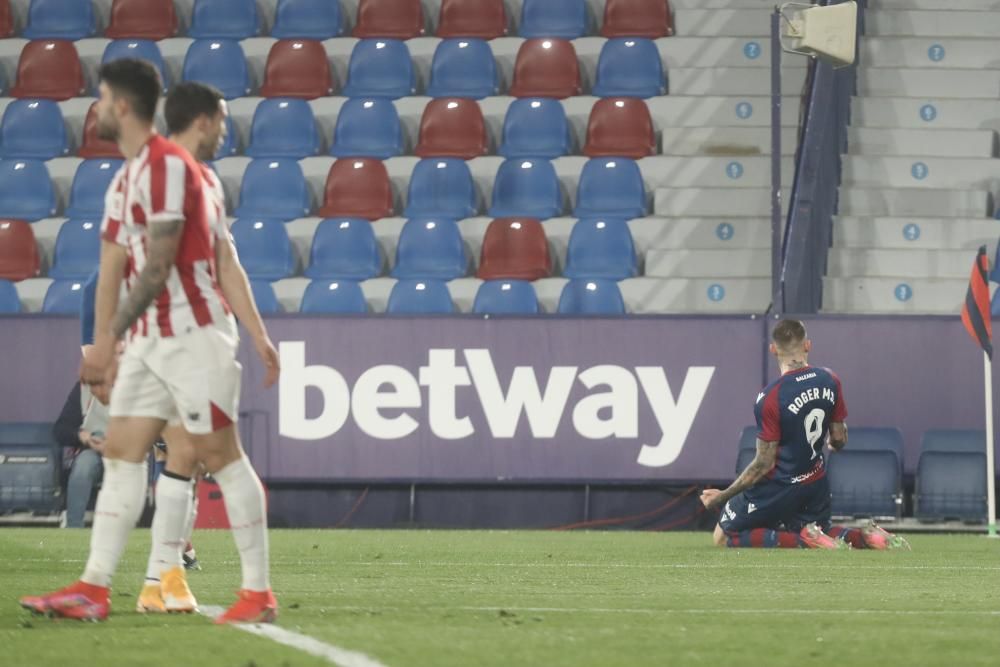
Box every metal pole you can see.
[770,10,784,316]
[983,351,997,537]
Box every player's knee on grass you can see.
[712,524,727,547]
[104,417,168,463]
[188,424,244,474]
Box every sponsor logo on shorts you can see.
[723,501,736,521]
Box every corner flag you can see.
[961,245,992,359]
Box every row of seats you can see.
[0,0,673,42]
[0,155,649,222]
[1,36,666,101]
[0,96,656,161]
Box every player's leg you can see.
[791,477,851,549]
[182,473,201,570]
[827,520,911,550]
[715,487,804,548]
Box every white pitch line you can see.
[199,605,389,667]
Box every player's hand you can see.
[80,338,114,389]
[253,334,280,388]
[700,488,723,511]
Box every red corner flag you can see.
[961,245,993,360]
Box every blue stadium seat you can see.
[849,427,905,471]
[250,280,282,313]
[403,158,477,219]
[473,280,540,314]
[306,218,381,280]
[916,451,987,522]
[738,426,757,450]
[300,279,368,314]
[574,158,646,219]
[230,218,296,281]
[49,218,100,280]
[187,0,260,39]
[0,99,68,159]
[272,0,344,39]
[215,113,239,158]
[498,98,571,159]
[921,429,985,453]
[425,38,499,99]
[563,218,638,280]
[734,448,755,475]
[557,279,626,315]
[329,98,403,160]
[488,158,562,219]
[245,98,322,159]
[182,40,252,100]
[0,159,57,221]
[22,0,95,39]
[42,279,87,314]
[341,39,416,99]
[828,450,901,519]
[591,38,665,98]
[0,422,62,513]
[519,0,588,39]
[391,217,468,280]
[0,67,6,96]
[0,279,20,313]
[65,159,123,219]
[102,40,169,92]
[387,279,455,314]
[234,159,312,220]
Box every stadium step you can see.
[644,249,770,278]
[853,97,1000,131]
[867,10,1000,38]
[822,277,966,314]
[863,37,1000,69]
[629,217,772,251]
[621,276,771,314]
[13,278,53,313]
[667,67,808,97]
[836,188,991,219]
[662,127,799,156]
[841,156,1000,190]
[833,217,1000,250]
[670,10,782,37]
[846,128,995,158]
[857,68,1000,99]
[826,249,982,279]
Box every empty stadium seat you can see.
[305,218,381,280]
[413,98,489,159]
[509,39,581,99]
[0,99,68,159]
[436,0,506,39]
[0,220,40,282]
[341,39,416,99]
[66,159,123,219]
[498,98,571,159]
[10,40,86,100]
[563,218,638,280]
[477,217,550,280]
[234,159,312,220]
[519,0,588,39]
[249,280,282,314]
[473,280,539,314]
[102,40,168,92]
[391,218,468,280]
[78,102,124,159]
[22,0,95,40]
[258,39,334,99]
[557,279,626,315]
[42,279,87,313]
[105,0,178,40]
[574,158,646,218]
[426,39,499,99]
[591,38,665,98]
[0,0,12,38]
[182,40,251,100]
[187,0,260,39]
[921,429,986,453]
[49,218,100,280]
[0,159,56,220]
[916,451,987,522]
[353,0,424,39]
[301,280,368,314]
[272,0,344,39]
[245,98,321,159]
[318,158,394,220]
[215,113,238,158]
[0,279,20,313]
[488,158,562,219]
[828,450,900,519]
[738,426,758,451]
[403,158,476,219]
[0,422,62,513]
[602,0,673,38]
[849,427,905,471]
[330,98,403,159]
[387,279,454,313]
[734,449,755,475]
[583,98,656,159]
[230,219,296,281]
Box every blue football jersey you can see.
[753,366,847,485]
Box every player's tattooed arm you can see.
[110,218,184,338]
[708,439,778,509]
[828,422,848,451]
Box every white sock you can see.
[81,458,148,588]
[214,457,270,591]
[183,485,198,552]
[144,474,193,582]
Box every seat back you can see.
[106,0,178,39]
[828,450,901,519]
[318,158,395,220]
[499,97,571,159]
[0,279,20,313]
[849,427,905,470]
[602,0,673,38]
[301,280,368,314]
[0,159,57,221]
[306,217,381,280]
[187,0,260,39]
[0,220,40,281]
[10,40,86,100]
[734,448,755,476]
[563,217,638,280]
[488,158,562,219]
[0,99,68,159]
[249,280,282,313]
[42,279,87,314]
[921,429,986,453]
[916,451,988,522]
[22,0,95,40]
[557,279,626,315]
[0,0,13,38]
[353,0,424,39]
[272,0,344,39]
[403,158,476,219]
[102,39,168,91]
[182,39,251,100]
[66,159,123,219]
[342,39,416,99]
[477,217,550,281]
[49,218,100,280]
[738,425,758,451]
[574,158,646,219]
[234,159,312,219]
[391,217,468,280]
[473,280,539,314]
[437,0,506,39]
[519,0,588,39]
[583,97,655,159]
[330,98,403,159]
[413,98,489,159]
[387,279,454,313]
[230,218,296,280]
[592,38,665,98]
[426,38,498,99]
[509,38,581,99]
[0,422,62,513]
[245,98,322,159]
[259,39,334,99]
[78,102,124,158]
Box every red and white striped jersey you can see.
[199,163,230,239]
[100,134,231,341]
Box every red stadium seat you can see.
[10,41,86,100]
[258,39,334,99]
[0,220,40,282]
[318,158,394,220]
[352,0,424,39]
[0,0,13,38]
[413,98,489,160]
[508,39,581,99]
[78,102,124,159]
[583,97,656,159]
[105,0,178,39]
[601,0,673,38]
[477,217,551,281]
[436,0,506,39]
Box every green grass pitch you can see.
[1,529,998,667]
